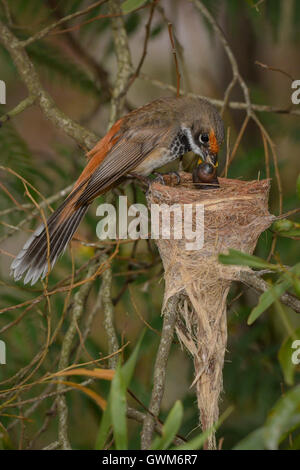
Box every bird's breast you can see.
[132,147,172,176]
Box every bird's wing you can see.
[75,125,175,206]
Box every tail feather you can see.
[11,202,89,285]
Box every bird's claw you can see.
[153,171,181,186]
[153,172,166,185]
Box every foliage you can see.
[0,0,299,451]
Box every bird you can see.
[11,96,224,285]
[192,161,219,189]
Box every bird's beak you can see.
[195,130,219,167]
[206,154,218,167]
[196,130,219,167]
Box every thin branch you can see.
[255,60,294,82]
[127,406,185,446]
[107,0,133,127]
[120,0,158,97]
[167,23,181,97]
[221,114,250,176]
[19,0,109,47]
[56,261,99,449]
[100,253,119,369]
[190,0,251,115]
[0,95,36,124]
[139,74,300,117]
[141,295,179,449]
[0,19,98,149]
[46,0,112,103]
[239,270,300,314]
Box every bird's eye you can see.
[199,133,209,144]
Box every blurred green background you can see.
[0,0,299,450]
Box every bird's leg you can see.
[178,155,184,172]
[153,171,181,186]
[126,173,152,189]
[152,172,166,185]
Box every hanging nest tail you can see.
[147,172,274,449]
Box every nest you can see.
[147,172,274,449]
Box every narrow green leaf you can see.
[264,385,300,449]
[94,401,112,450]
[293,278,300,298]
[219,249,277,270]
[297,174,300,200]
[276,229,300,238]
[233,428,265,450]
[174,405,234,450]
[247,279,291,325]
[95,330,145,449]
[110,365,127,450]
[122,0,147,14]
[151,401,183,450]
[278,328,300,386]
[122,329,145,388]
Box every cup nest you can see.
[147,172,274,449]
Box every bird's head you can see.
[180,98,224,168]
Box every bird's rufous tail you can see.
[11,189,89,285]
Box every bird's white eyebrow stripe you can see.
[180,125,205,159]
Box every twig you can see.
[107,0,133,127]
[120,0,158,97]
[141,295,179,449]
[0,95,36,124]
[46,0,112,103]
[221,77,237,117]
[43,440,60,450]
[0,19,98,149]
[221,114,250,175]
[56,261,99,449]
[255,60,294,82]
[19,0,109,47]
[167,23,181,97]
[190,0,251,115]
[100,253,119,369]
[127,406,185,446]
[239,270,300,314]
[139,74,300,117]
[224,126,230,178]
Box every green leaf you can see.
[122,0,147,14]
[247,278,291,325]
[272,219,294,232]
[151,401,183,450]
[94,331,145,449]
[122,329,145,388]
[174,405,234,450]
[94,400,112,450]
[264,385,300,449]
[219,249,277,270]
[293,278,300,298]
[110,364,127,450]
[297,174,300,200]
[233,427,265,450]
[278,328,300,386]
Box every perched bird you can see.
[11,96,224,285]
[192,161,219,189]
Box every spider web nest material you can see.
[147,172,274,449]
